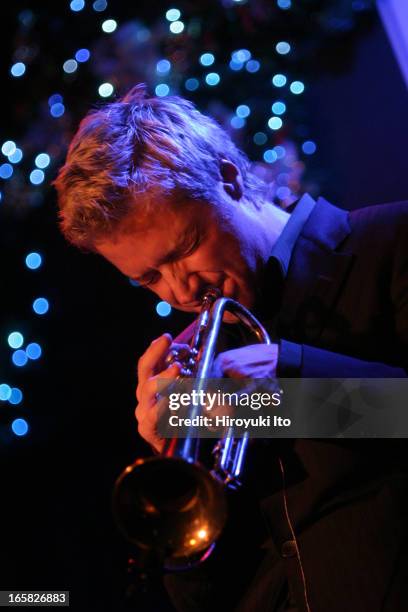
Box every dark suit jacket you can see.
[165,198,408,612]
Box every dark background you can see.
[0,2,407,611]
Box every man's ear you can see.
[219,159,243,201]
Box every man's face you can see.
[96,199,264,314]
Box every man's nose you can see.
[160,266,199,305]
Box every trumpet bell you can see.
[113,456,228,569]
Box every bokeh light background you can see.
[0,1,407,610]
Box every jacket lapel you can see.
[277,197,354,343]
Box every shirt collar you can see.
[269,192,317,277]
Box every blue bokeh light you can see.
[166,8,181,21]
[290,80,305,94]
[276,186,291,200]
[205,72,220,86]
[63,59,78,74]
[199,53,215,67]
[50,103,65,118]
[11,62,26,77]
[12,350,28,367]
[246,60,260,73]
[98,82,114,97]
[48,94,63,106]
[25,252,42,270]
[11,418,29,436]
[236,104,250,118]
[156,301,172,317]
[229,59,243,71]
[35,153,50,169]
[33,297,49,315]
[272,73,287,87]
[9,388,23,405]
[8,148,23,164]
[268,116,283,130]
[276,41,291,55]
[93,0,107,11]
[0,164,13,179]
[230,116,245,129]
[30,169,45,185]
[75,48,91,62]
[0,384,12,401]
[169,21,184,34]
[26,343,42,360]
[156,59,171,74]
[231,49,251,63]
[263,149,278,164]
[155,83,170,97]
[2,141,16,156]
[102,19,117,33]
[185,78,199,91]
[70,0,85,11]
[253,132,267,146]
[277,0,292,8]
[8,332,24,349]
[272,101,286,115]
[302,140,317,155]
[274,145,286,159]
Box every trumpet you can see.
[113,288,271,570]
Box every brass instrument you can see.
[113,289,271,570]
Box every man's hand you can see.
[135,333,190,453]
[212,343,280,378]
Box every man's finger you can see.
[137,333,173,383]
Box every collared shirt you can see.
[269,192,317,278]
